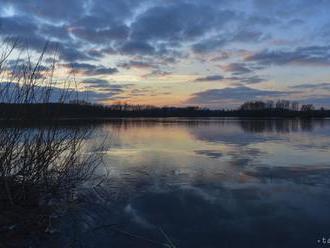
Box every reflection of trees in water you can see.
[238,119,324,133]
[107,118,231,131]
[107,118,329,134]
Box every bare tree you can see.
[301,104,314,112]
[291,101,299,111]
[0,40,105,245]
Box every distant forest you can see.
[0,99,329,121]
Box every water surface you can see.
[65,118,330,247]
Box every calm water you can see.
[62,118,330,248]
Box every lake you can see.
[60,118,330,247]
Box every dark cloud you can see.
[88,0,144,25]
[194,75,224,82]
[252,0,330,19]
[0,16,36,37]
[82,78,131,91]
[4,59,50,79]
[240,76,264,84]
[142,69,172,78]
[210,52,230,61]
[230,75,265,85]
[245,15,276,26]
[2,0,143,24]
[89,67,118,75]
[130,3,234,42]
[119,41,155,55]
[192,28,270,54]
[59,47,93,62]
[80,78,134,102]
[231,29,270,43]
[0,82,71,103]
[82,79,113,88]
[0,78,130,103]
[192,37,227,53]
[288,19,304,26]
[1,0,330,108]
[300,96,330,107]
[62,63,119,75]
[1,0,329,64]
[187,86,288,107]
[39,24,72,42]
[118,60,156,70]
[128,88,151,97]
[71,25,129,44]
[221,63,252,75]
[2,0,322,64]
[0,16,95,62]
[192,73,264,85]
[1,0,85,21]
[245,46,330,66]
[290,82,330,90]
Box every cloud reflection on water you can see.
[61,118,330,247]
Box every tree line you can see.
[239,100,315,112]
[0,100,328,121]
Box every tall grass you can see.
[0,40,104,246]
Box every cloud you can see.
[39,24,72,42]
[252,0,330,19]
[1,0,329,64]
[119,41,155,55]
[80,78,133,102]
[229,75,265,85]
[210,52,230,61]
[192,74,264,85]
[290,82,330,90]
[299,96,330,107]
[130,3,234,42]
[192,27,270,54]
[71,25,129,44]
[4,59,50,79]
[0,78,131,103]
[231,29,270,43]
[186,86,288,108]
[127,2,235,56]
[1,0,85,21]
[82,78,132,91]
[0,16,37,37]
[194,75,224,82]
[62,63,119,75]
[142,69,172,78]
[0,16,92,62]
[1,0,144,23]
[128,88,151,97]
[240,76,264,84]
[221,63,252,75]
[1,0,330,108]
[0,81,126,103]
[245,46,330,66]
[192,37,227,53]
[118,60,156,70]
[58,45,96,62]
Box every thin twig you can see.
[159,227,176,248]
[92,224,171,247]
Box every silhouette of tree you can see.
[0,40,105,246]
[301,104,314,111]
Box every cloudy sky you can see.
[0,0,330,108]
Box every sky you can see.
[0,0,330,108]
